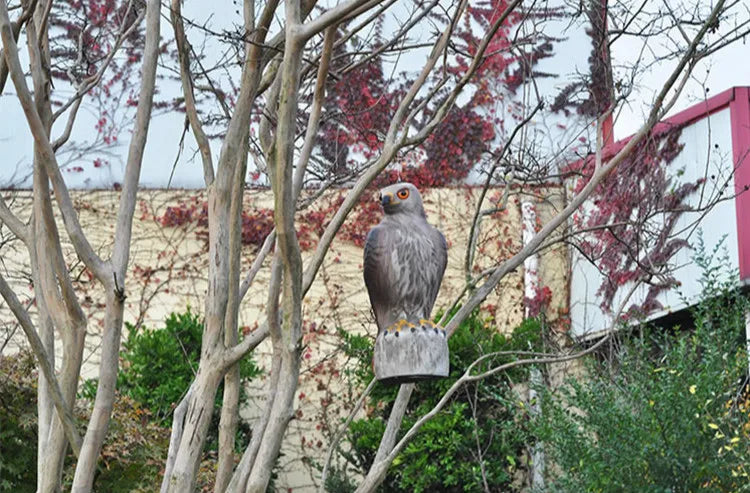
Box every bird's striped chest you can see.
[382,222,436,285]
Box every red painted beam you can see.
[730,87,750,281]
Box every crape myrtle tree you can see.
[0,0,747,493]
[0,0,160,491]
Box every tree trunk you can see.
[216,152,249,493]
[166,366,223,492]
[26,4,89,480]
[70,293,123,492]
[243,4,305,488]
[244,350,299,492]
[216,364,241,493]
[70,0,161,488]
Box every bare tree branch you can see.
[0,2,109,282]
[239,231,277,301]
[294,25,335,199]
[71,0,161,488]
[298,0,377,41]
[171,0,215,186]
[319,378,377,491]
[0,193,29,243]
[51,3,145,123]
[0,0,37,95]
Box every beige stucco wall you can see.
[0,187,569,491]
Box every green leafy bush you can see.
[81,309,262,452]
[117,309,261,424]
[534,242,750,492]
[329,313,544,493]
[0,351,38,492]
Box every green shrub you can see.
[0,351,170,492]
[0,351,38,492]
[329,313,544,493]
[82,309,262,451]
[534,242,750,492]
[118,309,261,424]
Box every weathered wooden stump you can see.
[374,321,449,384]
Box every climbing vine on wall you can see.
[294,0,560,241]
[569,125,702,315]
[551,0,613,118]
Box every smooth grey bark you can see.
[24,2,88,488]
[243,3,305,489]
[215,150,249,493]
[164,0,276,485]
[225,257,283,493]
[0,0,160,491]
[70,1,160,489]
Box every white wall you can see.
[570,107,740,337]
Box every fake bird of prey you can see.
[363,183,448,338]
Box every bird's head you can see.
[378,182,425,217]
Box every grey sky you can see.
[1,0,747,189]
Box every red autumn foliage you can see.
[524,284,553,318]
[568,126,702,316]
[157,195,339,252]
[291,0,560,242]
[551,0,612,117]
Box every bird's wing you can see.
[364,225,392,331]
[422,227,448,317]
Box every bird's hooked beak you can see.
[380,192,393,207]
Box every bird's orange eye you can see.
[397,188,409,200]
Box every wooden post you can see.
[374,321,449,384]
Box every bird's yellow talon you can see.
[385,319,420,334]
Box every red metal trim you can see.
[602,116,614,148]
[567,88,740,168]
[730,87,750,280]
[659,87,736,129]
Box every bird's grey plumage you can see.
[364,183,448,333]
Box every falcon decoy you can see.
[363,182,449,382]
